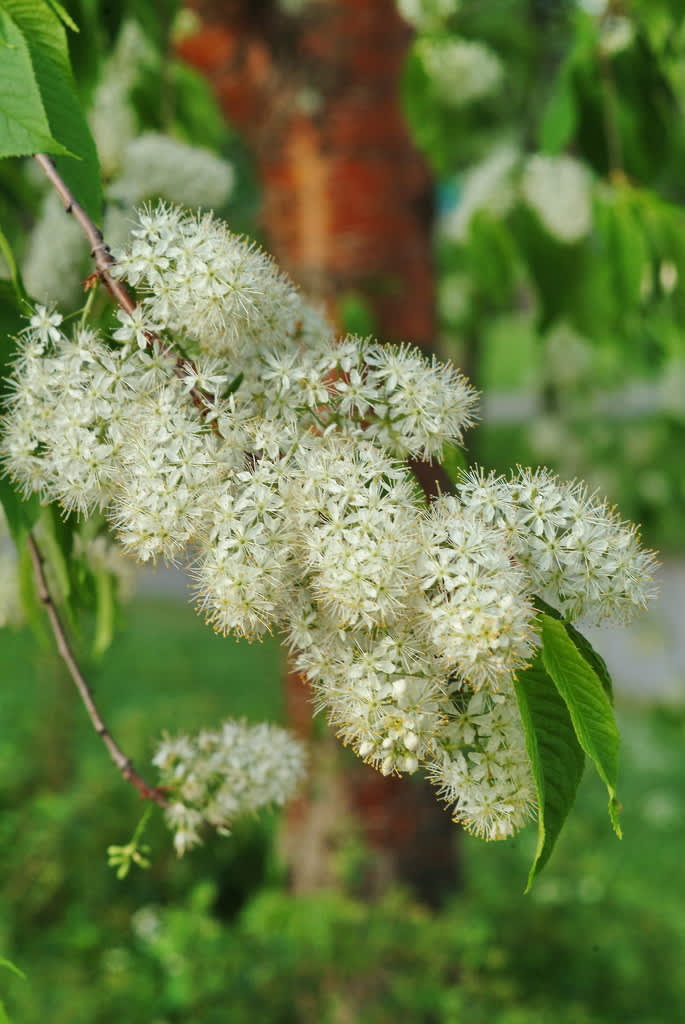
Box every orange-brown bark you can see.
[180,0,435,341]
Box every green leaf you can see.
[1,0,102,219]
[36,504,72,603]
[541,613,622,835]
[532,595,614,702]
[604,196,649,306]
[17,532,50,644]
[44,0,79,32]
[92,565,115,658]
[225,371,243,397]
[0,279,25,391]
[441,442,468,484]
[565,621,613,702]
[0,222,28,303]
[338,291,376,337]
[0,5,70,158]
[169,61,227,150]
[514,653,585,890]
[532,594,562,620]
[0,957,25,980]
[539,76,577,154]
[0,477,41,547]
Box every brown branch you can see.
[26,534,168,807]
[34,154,136,314]
[28,157,207,802]
[33,153,218,425]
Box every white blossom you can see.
[153,720,307,853]
[521,154,593,244]
[89,20,154,177]
[23,195,86,307]
[110,133,234,210]
[457,467,658,621]
[397,0,459,29]
[418,496,535,690]
[441,145,520,242]
[428,692,536,840]
[111,204,300,357]
[417,37,503,107]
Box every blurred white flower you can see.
[521,154,593,243]
[397,0,460,29]
[544,321,592,387]
[89,21,154,177]
[441,144,519,241]
[153,720,307,853]
[23,194,85,307]
[418,36,503,107]
[599,16,634,56]
[110,133,234,210]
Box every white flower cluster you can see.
[153,720,307,854]
[442,144,520,242]
[112,205,300,357]
[23,20,234,309]
[521,154,593,244]
[397,0,460,29]
[441,148,594,246]
[89,19,153,178]
[457,468,657,621]
[108,133,234,210]
[23,193,88,308]
[1,204,656,841]
[428,690,535,840]
[417,37,503,107]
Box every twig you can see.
[597,47,625,183]
[28,155,178,804]
[26,534,168,807]
[34,154,136,314]
[33,154,216,422]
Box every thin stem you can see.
[79,279,98,327]
[34,154,136,314]
[33,153,219,428]
[28,157,218,808]
[26,533,168,808]
[598,48,624,182]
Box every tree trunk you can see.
[179,0,459,905]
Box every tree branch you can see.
[26,533,168,807]
[34,154,136,315]
[33,154,216,422]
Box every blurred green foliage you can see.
[0,598,683,1023]
[404,0,685,549]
